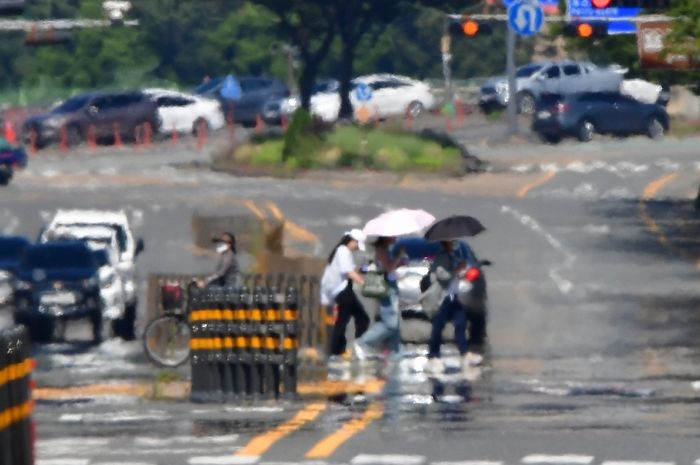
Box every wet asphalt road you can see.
[1,131,700,464]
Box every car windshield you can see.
[22,245,95,270]
[92,250,109,267]
[51,95,91,114]
[58,223,127,253]
[517,65,543,78]
[0,239,27,261]
[193,77,223,94]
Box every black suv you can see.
[193,76,289,126]
[13,241,105,343]
[22,91,160,149]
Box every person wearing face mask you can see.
[198,232,242,288]
[425,240,483,375]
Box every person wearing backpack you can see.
[425,240,483,375]
[321,229,369,358]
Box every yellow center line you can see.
[244,199,267,220]
[517,170,557,199]
[235,402,327,458]
[638,173,688,260]
[265,201,286,221]
[285,220,321,243]
[305,401,384,459]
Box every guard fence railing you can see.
[0,325,34,465]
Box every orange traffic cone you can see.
[59,126,69,152]
[88,125,97,151]
[171,124,179,146]
[4,121,17,144]
[255,114,265,134]
[113,123,123,148]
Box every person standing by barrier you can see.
[425,241,483,375]
[321,229,369,358]
[353,236,406,360]
[198,232,243,288]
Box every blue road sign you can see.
[568,0,641,34]
[508,1,545,37]
[355,83,372,103]
[504,0,558,7]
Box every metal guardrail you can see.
[0,325,34,465]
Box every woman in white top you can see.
[321,229,368,357]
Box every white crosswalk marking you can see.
[601,462,675,465]
[188,456,260,465]
[351,455,426,465]
[523,455,594,464]
[135,434,240,446]
[36,460,90,465]
[93,462,157,465]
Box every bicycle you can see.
[142,279,197,368]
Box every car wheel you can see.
[577,119,595,142]
[192,118,209,137]
[0,172,10,186]
[406,101,424,118]
[517,92,536,115]
[646,116,665,139]
[67,125,82,147]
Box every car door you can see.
[539,65,562,94]
[561,64,584,93]
[611,94,645,133]
[366,79,396,117]
[156,95,194,133]
[86,95,117,138]
[235,79,265,124]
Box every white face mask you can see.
[216,243,229,254]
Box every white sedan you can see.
[310,74,435,123]
[144,88,225,135]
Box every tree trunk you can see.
[338,37,356,120]
[298,59,318,111]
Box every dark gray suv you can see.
[22,91,160,149]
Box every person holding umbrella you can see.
[321,229,369,358]
[353,208,436,361]
[423,215,486,375]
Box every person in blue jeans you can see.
[354,236,406,360]
[425,241,483,375]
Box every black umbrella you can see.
[424,215,486,241]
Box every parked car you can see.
[12,241,106,343]
[193,76,290,126]
[41,224,127,326]
[40,209,144,340]
[0,235,31,304]
[531,91,670,143]
[143,88,225,136]
[390,237,489,345]
[310,74,436,123]
[261,96,300,125]
[479,61,625,115]
[22,91,160,148]
[0,144,27,186]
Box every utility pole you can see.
[506,21,518,135]
[441,16,453,103]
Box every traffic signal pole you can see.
[506,22,518,136]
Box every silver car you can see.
[479,60,625,115]
[391,238,489,345]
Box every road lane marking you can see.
[36,460,90,465]
[517,170,557,198]
[234,402,327,459]
[305,402,384,459]
[93,463,156,465]
[244,200,267,220]
[189,457,259,465]
[601,462,675,465]
[135,434,240,446]
[522,455,594,464]
[501,205,575,294]
[352,454,425,464]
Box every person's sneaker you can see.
[462,352,484,368]
[353,341,369,361]
[425,357,445,376]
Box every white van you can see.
[41,209,144,339]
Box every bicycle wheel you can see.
[143,315,191,368]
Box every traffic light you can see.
[449,17,493,37]
[591,0,671,8]
[563,22,608,39]
[25,28,74,46]
[0,0,24,15]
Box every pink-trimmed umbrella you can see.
[362,208,436,237]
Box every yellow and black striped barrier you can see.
[188,279,300,403]
[0,325,34,465]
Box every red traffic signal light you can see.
[594,0,671,6]
[449,18,493,37]
[591,0,612,8]
[563,22,608,38]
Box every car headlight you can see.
[44,116,67,129]
[15,280,32,291]
[495,82,508,94]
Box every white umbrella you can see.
[362,208,436,237]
